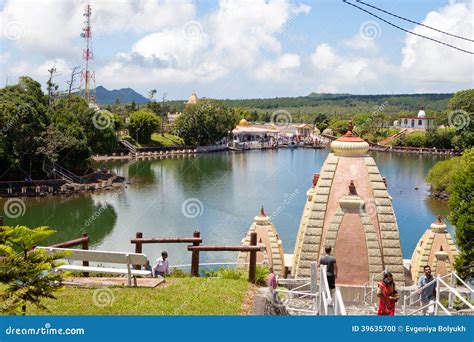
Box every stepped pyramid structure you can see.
[409,215,458,282]
[292,122,404,285]
[238,207,285,276]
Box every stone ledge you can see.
[379,223,397,231]
[378,214,395,223]
[314,195,329,203]
[310,211,325,220]
[313,203,327,211]
[366,166,380,174]
[323,164,337,172]
[377,206,393,215]
[380,231,400,240]
[375,198,392,206]
[382,239,402,248]
[373,190,389,198]
[371,182,386,190]
[368,249,382,257]
[383,248,402,257]
[364,158,377,166]
[369,174,383,182]
[366,240,381,249]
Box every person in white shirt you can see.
[152,251,169,278]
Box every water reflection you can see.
[0,149,453,264]
[0,194,116,247]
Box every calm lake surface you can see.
[1,149,454,267]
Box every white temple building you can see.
[398,107,435,130]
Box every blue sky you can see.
[1,0,472,100]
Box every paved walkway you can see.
[63,277,165,288]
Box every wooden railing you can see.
[131,231,262,283]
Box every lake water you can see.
[0,149,454,267]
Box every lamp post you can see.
[136,127,140,143]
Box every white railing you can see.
[403,272,473,316]
[334,288,347,315]
[273,262,345,315]
[361,270,387,305]
[318,264,331,315]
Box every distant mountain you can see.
[95,86,149,105]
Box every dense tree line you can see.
[165,93,451,118]
[426,148,473,278]
[0,77,119,180]
[174,100,237,146]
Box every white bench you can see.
[37,247,152,287]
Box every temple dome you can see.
[239,118,250,126]
[409,214,458,282]
[330,120,369,156]
[293,128,404,285]
[237,207,285,276]
[417,106,426,118]
[187,92,199,105]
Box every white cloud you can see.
[310,43,339,69]
[98,0,311,88]
[9,58,72,84]
[308,43,394,93]
[401,1,474,83]
[254,53,301,80]
[0,0,196,57]
[343,33,378,52]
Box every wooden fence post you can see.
[82,232,89,277]
[191,231,200,277]
[248,232,257,283]
[134,232,143,270]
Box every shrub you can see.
[169,268,190,278]
[128,109,161,144]
[255,265,270,286]
[0,226,67,315]
[217,268,245,280]
[426,157,460,192]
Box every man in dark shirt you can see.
[319,246,338,302]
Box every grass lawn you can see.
[150,133,184,147]
[1,278,253,315]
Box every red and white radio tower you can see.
[81,3,96,104]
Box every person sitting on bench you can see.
[152,251,169,278]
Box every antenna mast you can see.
[81,3,96,104]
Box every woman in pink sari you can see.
[377,272,399,315]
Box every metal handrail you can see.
[334,288,347,315]
[275,289,318,297]
[438,277,474,309]
[406,300,451,316]
[403,273,473,315]
[453,272,474,292]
